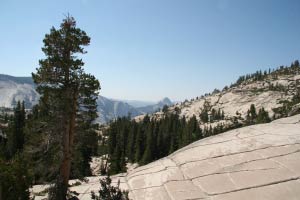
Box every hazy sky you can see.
[0,0,300,101]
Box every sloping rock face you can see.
[146,74,300,124]
[32,114,300,200]
[122,115,300,200]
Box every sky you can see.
[0,0,300,101]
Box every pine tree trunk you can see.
[58,116,70,200]
[57,44,73,199]
[58,92,77,199]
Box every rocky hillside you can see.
[32,114,300,200]
[137,97,172,114]
[96,96,141,123]
[0,74,39,108]
[176,74,299,120]
[137,65,300,131]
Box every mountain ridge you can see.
[0,74,34,85]
[0,74,173,123]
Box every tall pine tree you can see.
[7,101,25,157]
[32,16,100,200]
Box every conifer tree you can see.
[168,115,180,154]
[7,101,25,157]
[134,125,144,163]
[156,121,164,158]
[178,116,186,148]
[0,102,31,200]
[126,121,137,162]
[246,104,257,125]
[200,109,209,123]
[257,107,271,124]
[32,16,100,199]
[188,115,201,141]
[0,154,32,200]
[91,176,129,200]
[141,123,154,165]
[134,116,149,162]
[109,143,123,174]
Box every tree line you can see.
[103,102,276,175]
[0,101,32,200]
[103,114,201,174]
[231,60,300,87]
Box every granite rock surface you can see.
[32,114,300,200]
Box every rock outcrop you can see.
[134,73,300,130]
[176,74,299,119]
[32,114,300,200]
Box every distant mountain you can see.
[137,97,173,114]
[96,96,142,124]
[96,97,173,124]
[0,74,173,124]
[121,99,155,108]
[0,74,34,85]
[0,74,39,108]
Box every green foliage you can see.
[245,104,270,125]
[0,103,32,200]
[23,105,62,184]
[106,116,131,175]
[257,107,271,124]
[91,176,129,200]
[202,121,241,138]
[7,101,26,158]
[199,109,208,123]
[199,101,211,123]
[210,108,225,122]
[246,104,257,125]
[232,60,300,87]
[0,154,32,200]
[71,125,99,179]
[268,83,286,92]
[71,86,100,179]
[272,88,300,118]
[27,15,100,199]
[105,113,202,174]
[141,122,155,165]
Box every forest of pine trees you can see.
[103,103,275,175]
[0,101,32,200]
[103,114,202,175]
